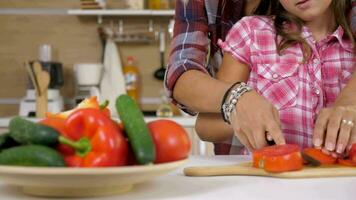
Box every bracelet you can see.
[221,82,252,124]
[220,82,241,122]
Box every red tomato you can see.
[253,144,303,173]
[147,120,191,163]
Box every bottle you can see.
[148,0,161,9]
[156,89,173,117]
[123,56,141,104]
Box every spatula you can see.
[32,61,50,118]
[24,62,40,95]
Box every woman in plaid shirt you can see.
[166,0,356,156]
[195,0,356,157]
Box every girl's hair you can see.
[255,0,355,61]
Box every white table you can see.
[0,156,355,200]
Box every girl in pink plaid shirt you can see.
[196,0,356,157]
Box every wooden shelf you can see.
[67,9,175,17]
[0,8,68,15]
[0,8,175,17]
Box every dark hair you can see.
[254,0,354,62]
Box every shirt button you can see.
[315,89,320,95]
[272,74,279,79]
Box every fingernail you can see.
[336,145,343,154]
[322,148,330,155]
[326,142,334,151]
[314,138,322,147]
[331,152,338,158]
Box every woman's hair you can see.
[254,0,354,61]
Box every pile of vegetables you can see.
[0,95,191,167]
[253,143,356,173]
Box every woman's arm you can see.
[165,0,232,114]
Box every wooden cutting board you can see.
[184,162,356,178]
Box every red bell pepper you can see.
[57,108,128,167]
[302,148,337,165]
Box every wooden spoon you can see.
[32,61,50,118]
[32,62,44,96]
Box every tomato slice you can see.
[302,148,337,165]
[252,144,303,173]
[349,143,356,163]
[338,159,356,167]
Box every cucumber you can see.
[116,95,155,164]
[9,117,59,146]
[0,145,65,167]
[0,133,19,151]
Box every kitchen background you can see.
[0,0,176,116]
[0,0,214,156]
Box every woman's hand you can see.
[313,106,356,157]
[230,90,286,151]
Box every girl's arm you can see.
[195,113,234,142]
[196,53,286,150]
[195,53,250,142]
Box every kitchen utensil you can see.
[21,62,64,117]
[184,162,356,178]
[41,61,64,89]
[153,28,166,81]
[32,61,50,118]
[74,63,103,86]
[39,44,52,62]
[0,159,187,197]
[24,62,39,95]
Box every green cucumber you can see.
[0,145,65,167]
[0,133,19,151]
[116,95,155,164]
[9,117,59,146]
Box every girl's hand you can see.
[230,90,286,151]
[313,106,356,157]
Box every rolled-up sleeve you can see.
[164,0,210,114]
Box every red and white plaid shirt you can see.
[219,16,356,150]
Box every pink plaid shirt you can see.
[219,16,356,149]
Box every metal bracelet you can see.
[222,83,252,124]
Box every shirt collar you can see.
[301,25,354,52]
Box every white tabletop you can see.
[0,156,355,200]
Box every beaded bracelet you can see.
[220,82,241,122]
[221,82,252,124]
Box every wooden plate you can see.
[0,159,187,197]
